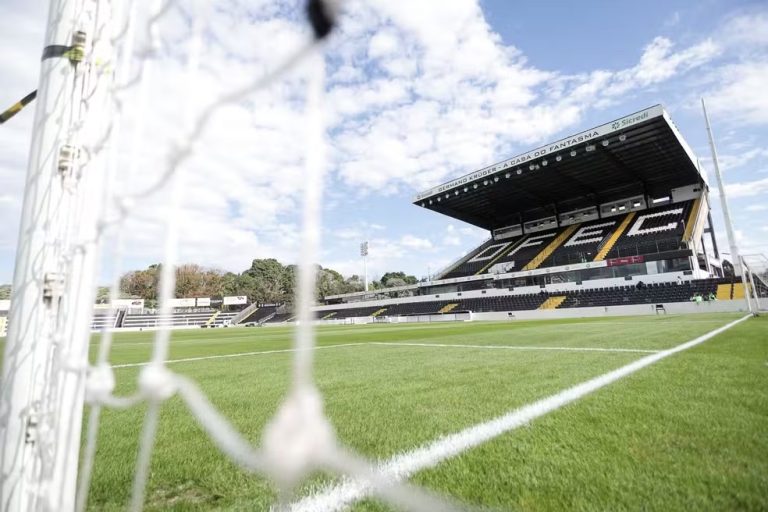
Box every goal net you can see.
[0,1,472,511]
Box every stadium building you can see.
[312,105,765,322]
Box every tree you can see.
[0,285,11,300]
[380,271,418,287]
[95,286,111,303]
[244,258,290,304]
[316,266,349,299]
[344,275,365,293]
[120,264,160,300]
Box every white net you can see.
[1,1,471,510]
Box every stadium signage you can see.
[169,298,196,308]
[415,104,665,201]
[606,255,645,267]
[111,298,144,308]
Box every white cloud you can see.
[704,61,768,125]
[724,178,768,198]
[745,204,768,212]
[0,0,763,284]
[400,234,433,250]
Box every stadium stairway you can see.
[438,303,459,313]
[594,212,636,261]
[716,284,732,300]
[732,283,746,299]
[682,197,702,241]
[371,308,388,317]
[538,296,566,310]
[321,312,337,320]
[524,225,579,270]
[205,311,219,327]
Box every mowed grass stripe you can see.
[290,315,752,511]
[95,313,745,365]
[86,335,650,509]
[371,341,660,354]
[402,314,768,512]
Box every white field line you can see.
[371,341,659,354]
[112,340,661,370]
[112,343,367,368]
[290,314,752,512]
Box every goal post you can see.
[0,1,113,510]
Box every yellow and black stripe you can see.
[0,90,37,125]
[2,40,86,126]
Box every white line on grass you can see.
[112,343,367,368]
[371,341,659,354]
[290,314,752,512]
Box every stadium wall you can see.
[470,299,749,320]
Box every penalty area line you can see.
[289,314,752,512]
[371,341,659,354]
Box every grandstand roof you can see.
[413,104,706,230]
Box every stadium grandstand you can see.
[314,104,767,321]
[1,105,763,335]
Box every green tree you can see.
[380,271,418,287]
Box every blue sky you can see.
[1,0,767,285]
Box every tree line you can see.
[117,259,419,305]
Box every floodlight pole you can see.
[701,98,742,277]
[360,241,369,292]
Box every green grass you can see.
[5,313,768,510]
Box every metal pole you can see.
[701,98,742,276]
[739,257,754,314]
[361,241,369,292]
[0,1,110,510]
[744,257,761,314]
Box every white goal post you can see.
[0,1,112,510]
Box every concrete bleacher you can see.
[240,306,279,324]
[122,310,218,329]
[91,312,117,330]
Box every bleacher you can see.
[91,312,117,330]
[487,229,560,273]
[264,313,294,323]
[436,199,696,279]
[315,277,741,319]
[558,278,726,308]
[439,238,517,279]
[122,310,219,329]
[604,200,693,259]
[240,306,279,324]
[540,218,620,267]
[318,305,385,319]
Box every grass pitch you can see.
[9,313,768,510]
